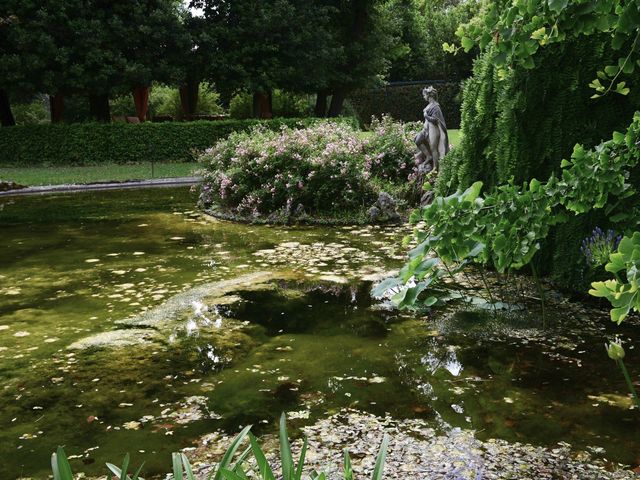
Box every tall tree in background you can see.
[0,5,56,126]
[388,0,479,81]
[325,0,400,116]
[2,0,186,123]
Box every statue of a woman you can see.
[414,86,449,173]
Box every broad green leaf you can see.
[461,36,474,52]
[611,306,629,324]
[547,0,568,13]
[461,181,483,202]
[530,27,546,40]
[53,448,74,480]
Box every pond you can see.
[0,187,638,478]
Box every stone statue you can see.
[414,86,449,173]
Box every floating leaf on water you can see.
[368,376,386,384]
[123,421,142,430]
[13,331,30,337]
[0,325,9,330]
[85,259,100,263]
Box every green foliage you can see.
[590,233,640,324]
[229,91,311,120]
[0,118,334,167]
[435,32,640,287]
[365,116,419,182]
[11,95,50,125]
[110,84,224,120]
[386,113,640,309]
[50,413,390,480]
[198,118,418,217]
[437,35,640,195]
[388,0,480,82]
[349,82,462,127]
[455,0,640,99]
[2,0,187,97]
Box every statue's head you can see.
[423,86,438,102]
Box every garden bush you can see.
[0,118,350,167]
[198,117,419,219]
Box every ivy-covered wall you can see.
[435,34,640,289]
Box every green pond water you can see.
[0,187,638,478]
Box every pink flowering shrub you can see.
[364,115,420,183]
[198,118,418,218]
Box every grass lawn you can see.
[0,162,200,186]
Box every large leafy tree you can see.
[323,0,400,116]
[1,0,186,123]
[196,0,339,118]
[389,0,479,82]
[0,5,57,126]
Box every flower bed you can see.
[198,117,419,221]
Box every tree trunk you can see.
[327,90,345,117]
[89,94,111,122]
[50,94,65,123]
[179,79,199,119]
[314,91,328,117]
[132,86,150,122]
[0,89,16,127]
[252,91,273,119]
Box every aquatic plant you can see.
[50,413,389,480]
[581,227,622,267]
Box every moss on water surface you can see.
[0,187,638,478]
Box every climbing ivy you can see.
[455,0,640,99]
[386,113,640,310]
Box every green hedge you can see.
[348,81,462,128]
[0,118,356,167]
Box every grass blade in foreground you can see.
[294,436,308,480]
[212,424,253,480]
[279,412,294,479]
[343,449,353,480]
[249,432,277,480]
[371,434,389,480]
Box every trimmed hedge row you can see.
[0,118,355,167]
[348,81,462,128]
